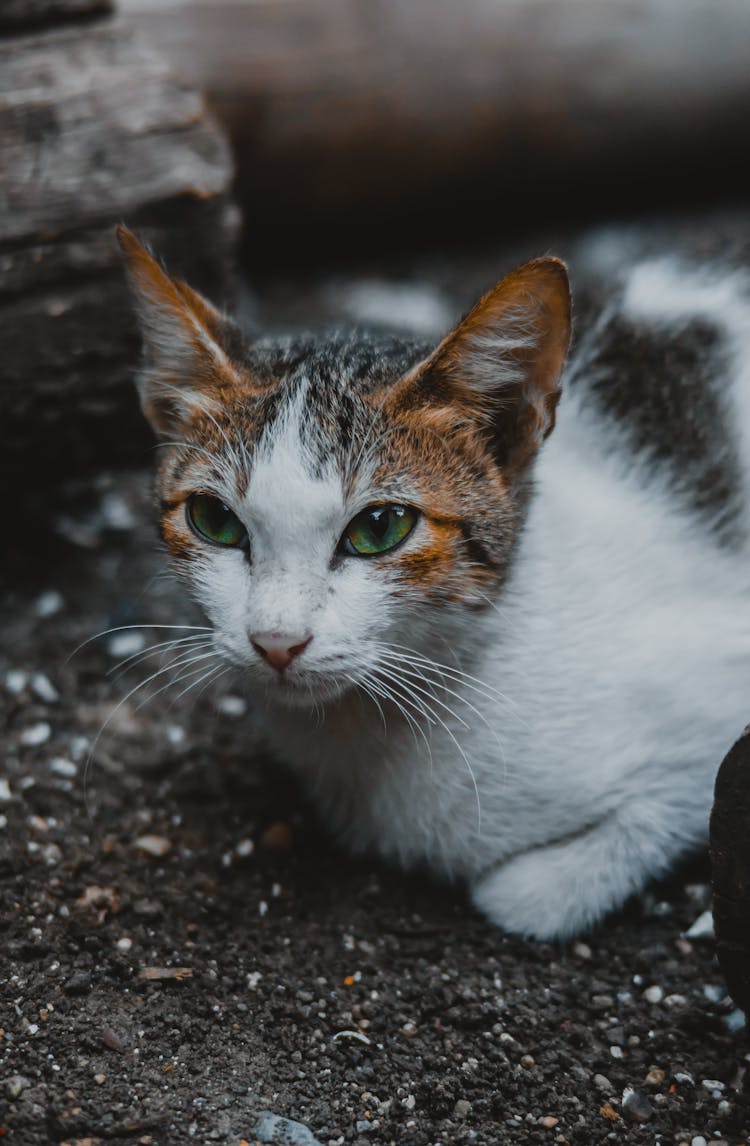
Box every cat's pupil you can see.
[369,509,390,539]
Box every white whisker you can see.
[372,661,482,835]
[69,623,211,665]
[107,634,214,679]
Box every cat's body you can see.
[119,226,750,939]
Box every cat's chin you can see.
[250,671,354,710]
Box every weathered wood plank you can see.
[0,21,231,243]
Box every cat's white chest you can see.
[257,409,750,936]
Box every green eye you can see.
[341,505,418,557]
[187,494,247,548]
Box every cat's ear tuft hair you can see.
[391,258,571,472]
[117,225,241,437]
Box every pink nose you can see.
[250,632,313,672]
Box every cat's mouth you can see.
[258,667,353,708]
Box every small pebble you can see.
[76,885,119,911]
[0,778,11,802]
[48,757,77,778]
[217,694,247,717]
[723,1008,746,1033]
[33,590,64,618]
[520,1054,535,1069]
[261,820,294,853]
[685,910,714,939]
[691,1137,708,1146]
[20,722,51,747]
[609,1046,624,1059]
[644,1067,665,1087]
[107,631,146,658]
[453,1100,472,1119]
[663,993,687,1009]
[134,834,172,858]
[116,937,133,953]
[593,1074,612,1092]
[621,1088,653,1124]
[235,838,255,858]
[643,985,663,1004]
[69,735,90,761]
[4,669,28,695]
[591,994,613,1009]
[573,941,592,959]
[332,1029,371,1046]
[5,1075,30,1099]
[100,1028,128,1053]
[94,1072,107,1085]
[538,1115,558,1128]
[31,672,59,703]
[64,971,93,995]
[100,490,136,530]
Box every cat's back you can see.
[563,218,750,541]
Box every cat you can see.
[117,223,750,940]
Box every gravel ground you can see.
[1,471,749,1146]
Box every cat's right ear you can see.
[117,226,242,437]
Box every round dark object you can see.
[710,726,750,1015]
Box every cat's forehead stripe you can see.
[245,381,347,536]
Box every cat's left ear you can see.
[390,258,571,473]
[117,225,242,437]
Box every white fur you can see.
[183,255,750,940]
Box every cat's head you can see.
[118,227,570,707]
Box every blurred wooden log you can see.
[0,11,239,486]
[123,0,750,262]
[710,727,750,1016]
[0,0,112,31]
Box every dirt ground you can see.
[3,239,750,1146]
[0,471,748,1146]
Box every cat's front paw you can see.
[470,848,604,941]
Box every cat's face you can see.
[118,228,570,707]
